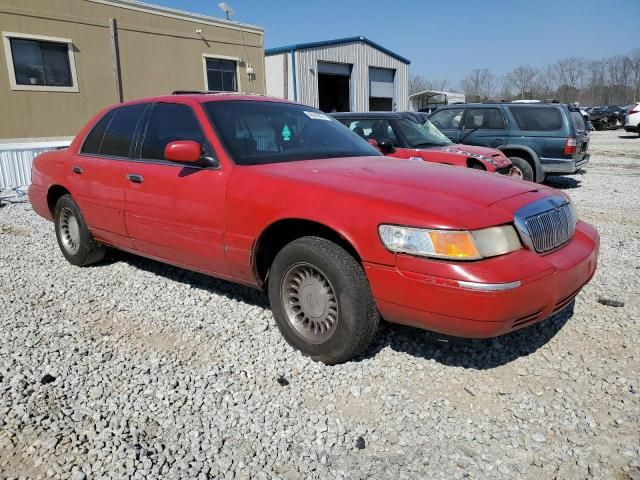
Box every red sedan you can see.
[29,94,599,364]
[332,112,518,176]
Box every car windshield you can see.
[204,100,381,165]
[395,118,452,148]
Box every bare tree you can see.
[630,48,640,102]
[554,57,585,102]
[408,74,429,95]
[452,48,640,106]
[425,77,451,92]
[497,75,514,100]
[539,65,559,99]
[460,69,495,102]
[408,74,451,95]
[606,55,633,104]
[506,66,538,99]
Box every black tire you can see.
[268,236,379,364]
[508,156,534,182]
[468,162,485,170]
[54,194,105,266]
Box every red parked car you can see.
[29,94,599,364]
[331,112,517,176]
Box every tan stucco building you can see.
[0,0,265,144]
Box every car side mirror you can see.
[377,138,395,155]
[165,140,202,164]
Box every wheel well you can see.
[254,219,361,287]
[466,158,486,170]
[501,149,535,169]
[47,185,70,214]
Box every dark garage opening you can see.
[369,97,393,111]
[319,75,350,112]
[317,62,351,113]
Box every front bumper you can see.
[364,221,599,338]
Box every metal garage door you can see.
[369,67,395,98]
[317,61,351,76]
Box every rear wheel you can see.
[268,236,379,364]
[508,156,534,181]
[54,194,105,266]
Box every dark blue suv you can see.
[429,102,589,182]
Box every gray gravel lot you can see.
[1,129,639,479]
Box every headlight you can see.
[378,224,521,260]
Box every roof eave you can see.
[265,36,410,64]
[87,0,264,34]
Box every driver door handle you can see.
[72,165,83,174]
[127,174,144,184]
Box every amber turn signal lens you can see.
[427,231,480,259]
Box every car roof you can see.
[437,102,565,108]
[114,92,296,107]
[331,112,403,119]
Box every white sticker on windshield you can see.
[304,111,332,121]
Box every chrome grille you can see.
[514,196,577,253]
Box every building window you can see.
[2,32,79,92]
[204,57,237,92]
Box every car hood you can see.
[430,144,512,168]
[251,156,544,219]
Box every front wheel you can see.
[268,236,379,364]
[54,194,105,266]
[508,156,534,182]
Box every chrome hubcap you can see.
[59,207,80,255]
[281,263,338,344]
[513,166,524,179]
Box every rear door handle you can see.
[72,165,83,174]
[127,174,144,184]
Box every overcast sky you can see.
[152,0,640,88]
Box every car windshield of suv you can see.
[204,100,381,165]
[395,118,452,148]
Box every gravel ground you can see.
[1,129,639,480]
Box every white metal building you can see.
[265,36,410,113]
[409,90,466,113]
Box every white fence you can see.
[0,140,71,189]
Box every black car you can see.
[428,102,590,182]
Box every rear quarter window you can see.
[100,104,146,157]
[570,111,585,131]
[81,109,116,155]
[509,107,564,131]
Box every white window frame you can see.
[202,54,241,93]
[2,32,79,93]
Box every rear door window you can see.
[430,108,465,130]
[509,107,563,131]
[463,108,506,129]
[81,109,116,155]
[98,104,146,157]
[141,103,205,161]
